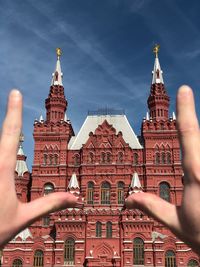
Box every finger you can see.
[16,192,81,226]
[0,90,22,169]
[176,86,200,178]
[125,192,180,231]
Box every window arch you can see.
[133,153,139,165]
[88,152,94,163]
[159,182,170,202]
[161,152,166,164]
[187,259,199,267]
[101,182,111,204]
[96,221,102,237]
[43,154,47,165]
[117,152,123,163]
[155,152,160,164]
[106,221,112,238]
[165,250,176,267]
[117,181,124,204]
[133,237,144,265]
[87,182,94,204]
[166,152,171,164]
[12,259,23,267]
[44,183,54,195]
[33,250,44,267]
[64,238,75,265]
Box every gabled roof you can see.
[13,228,32,241]
[68,115,142,150]
[68,173,80,189]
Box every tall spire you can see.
[51,48,63,86]
[147,45,170,121]
[45,48,67,123]
[15,133,29,177]
[152,44,164,84]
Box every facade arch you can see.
[12,258,23,267]
[44,182,54,195]
[96,221,102,237]
[33,250,44,267]
[117,181,124,204]
[133,237,144,265]
[87,181,94,204]
[187,259,199,266]
[64,238,75,265]
[165,250,176,267]
[106,221,112,238]
[101,181,111,204]
[159,181,170,202]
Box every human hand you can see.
[0,90,79,247]
[126,85,200,254]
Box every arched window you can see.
[87,182,94,204]
[165,250,176,267]
[187,259,199,267]
[106,221,112,238]
[118,152,123,163]
[43,154,47,165]
[44,183,54,195]
[101,182,111,204]
[88,152,94,163]
[161,152,166,164]
[133,153,138,165]
[166,152,171,164]
[159,182,170,202]
[12,259,23,267]
[74,154,80,166]
[155,152,160,164]
[133,238,144,265]
[54,154,58,165]
[117,182,124,204]
[96,221,102,237]
[106,152,112,163]
[64,238,75,265]
[34,250,44,267]
[101,152,106,163]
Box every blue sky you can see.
[0,0,200,167]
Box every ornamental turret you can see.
[147,45,170,121]
[45,48,67,123]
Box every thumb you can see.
[17,192,81,226]
[125,192,180,230]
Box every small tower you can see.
[129,172,142,194]
[147,44,170,120]
[67,173,80,196]
[45,48,67,122]
[15,133,30,202]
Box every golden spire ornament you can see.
[56,47,62,59]
[153,44,160,58]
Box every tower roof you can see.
[51,48,63,86]
[68,173,80,190]
[152,44,164,84]
[68,114,142,150]
[15,134,29,176]
[130,172,142,190]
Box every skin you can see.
[0,90,79,248]
[0,86,200,255]
[126,85,200,255]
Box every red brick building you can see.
[2,47,199,267]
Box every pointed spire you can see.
[68,173,80,190]
[172,112,176,120]
[51,48,63,86]
[146,111,149,120]
[152,44,164,84]
[64,112,68,122]
[15,133,29,176]
[129,172,142,194]
[39,115,44,122]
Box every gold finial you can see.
[56,47,62,59]
[153,44,160,58]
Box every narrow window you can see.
[166,152,171,164]
[118,182,124,204]
[34,250,44,267]
[74,154,80,166]
[64,238,75,265]
[165,250,176,267]
[96,222,102,237]
[106,153,112,163]
[161,152,166,164]
[118,152,123,163]
[155,152,160,164]
[44,183,54,195]
[43,216,50,226]
[101,182,111,204]
[43,154,47,165]
[87,182,94,204]
[159,182,170,202]
[12,259,23,267]
[88,152,94,163]
[133,238,144,265]
[101,152,106,163]
[49,154,53,165]
[54,154,58,165]
[133,153,138,165]
[106,221,112,238]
